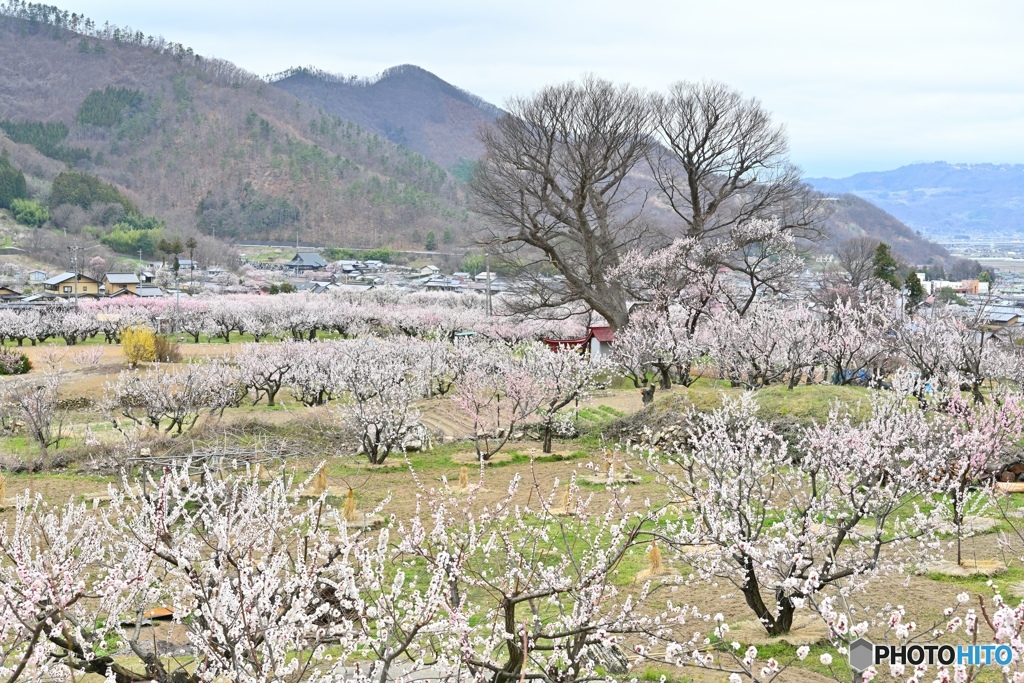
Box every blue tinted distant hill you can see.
[807,162,1024,238]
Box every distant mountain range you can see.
[807,163,1024,239]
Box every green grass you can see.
[629,378,872,430]
[754,383,870,424]
[0,435,35,456]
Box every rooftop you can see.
[105,273,140,285]
[285,252,328,268]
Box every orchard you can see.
[0,281,1023,683]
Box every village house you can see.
[103,272,140,296]
[43,272,101,298]
[284,252,328,273]
[27,269,47,282]
[977,305,1020,329]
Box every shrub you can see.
[0,349,31,375]
[100,226,160,255]
[10,198,49,227]
[154,335,182,363]
[322,246,396,263]
[121,325,156,366]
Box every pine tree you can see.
[872,242,901,290]
[424,230,437,251]
[904,271,925,312]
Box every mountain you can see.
[807,162,1024,239]
[0,9,470,250]
[0,4,961,269]
[817,193,951,265]
[270,65,501,171]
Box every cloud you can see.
[66,0,1024,177]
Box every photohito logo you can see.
[849,638,1014,671]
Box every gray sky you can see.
[65,0,1024,178]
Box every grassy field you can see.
[1,338,1022,682]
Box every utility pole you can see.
[485,252,492,317]
[68,246,80,303]
[174,274,180,334]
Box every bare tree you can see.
[471,77,654,330]
[649,81,823,241]
[834,236,880,289]
[473,78,823,328]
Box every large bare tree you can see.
[648,81,826,314]
[649,81,823,241]
[471,77,653,330]
[473,78,824,328]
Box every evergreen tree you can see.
[49,171,137,214]
[157,238,171,266]
[904,271,925,312]
[0,150,27,209]
[424,230,437,251]
[872,242,901,290]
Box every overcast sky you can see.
[64,0,1024,178]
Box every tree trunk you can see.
[738,558,796,636]
[767,596,796,636]
[542,425,553,453]
[641,385,656,405]
[656,364,672,390]
[676,360,697,387]
[494,600,522,683]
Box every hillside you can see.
[0,5,963,271]
[818,193,951,265]
[807,162,1024,238]
[0,10,470,250]
[270,65,501,171]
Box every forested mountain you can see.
[807,162,1024,238]
[271,65,501,172]
[0,5,470,249]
